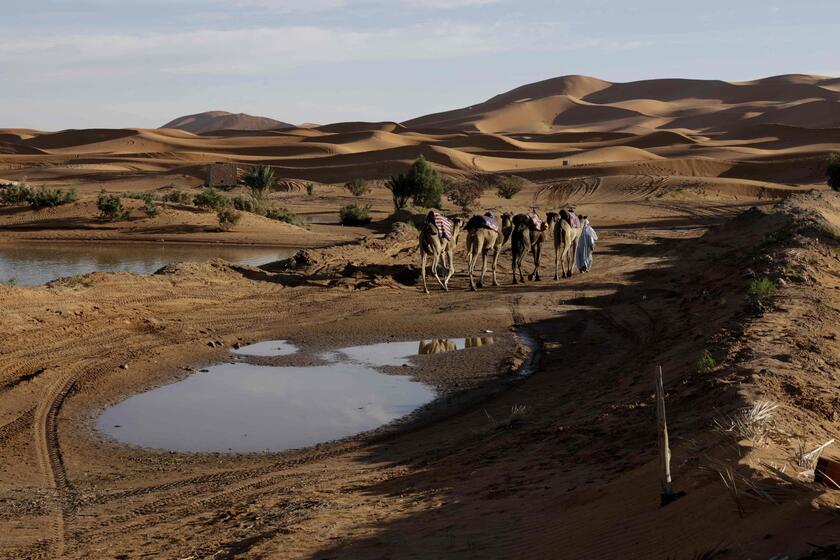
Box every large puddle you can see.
[97,337,495,453]
[0,242,296,286]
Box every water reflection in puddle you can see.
[98,362,435,453]
[0,243,296,286]
[97,336,495,453]
[233,339,298,357]
[335,336,496,367]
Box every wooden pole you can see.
[656,365,676,505]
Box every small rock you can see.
[207,341,217,348]
[119,364,129,370]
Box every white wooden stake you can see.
[656,365,675,504]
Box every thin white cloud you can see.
[1,21,645,85]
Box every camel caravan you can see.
[419,208,597,293]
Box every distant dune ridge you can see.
[2,74,839,195]
[403,74,840,134]
[161,111,294,134]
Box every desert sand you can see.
[0,75,839,559]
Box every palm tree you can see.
[243,165,276,201]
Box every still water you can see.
[97,337,495,453]
[0,242,296,285]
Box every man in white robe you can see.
[575,217,598,273]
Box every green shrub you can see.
[97,191,130,221]
[694,349,716,375]
[232,194,262,214]
[193,188,230,211]
[28,186,77,209]
[217,208,241,231]
[264,207,300,225]
[385,173,414,211]
[748,278,776,308]
[305,182,314,196]
[121,191,150,200]
[445,179,484,213]
[242,164,275,200]
[407,155,443,208]
[827,153,840,191]
[161,190,191,204]
[496,175,526,199]
[0,183,34,206]
[339,204,371,225]
[344,179,370,197]
[142,193,159,217]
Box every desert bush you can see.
[827,153,840,191]
[385,173,414,211]
[242,164,275,201]
[193,188,230,211]
[748,278,776,308]
[121,191,150,200]
[339,204,371,225]
[694,349,716,375]
[407,155,443,208]
[217,208,241,231]
[161,190,191,204]
[232,194,262,214]
[496,175,527,199]
[0,183,34,206]
[28,186,77,209]
[344,179,370,197]
[97,191,130,221]
[142,193,159,217]
[264,207,300,225]
[305,182,314,196]
[445,179,484,213]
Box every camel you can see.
[465,213,512,291]
[419,213,463,293]
[554,211,582,279]
[511,212,558,283]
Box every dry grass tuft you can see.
[714,400,779,447]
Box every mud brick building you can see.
[205,163,238,188]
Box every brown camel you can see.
[419,213,463,293]
[465,213,512,291]
[511,212,558,283]
[554,212,582,279]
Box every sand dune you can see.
[1,73,838,207]
[161,111,294,134]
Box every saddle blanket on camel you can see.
[559,209,581,229]
[526,212,544,231]
[466,214,499,232]
[432,211,453,240]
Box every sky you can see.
[1,0,839,130]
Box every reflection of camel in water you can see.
[418,339,457,355]
[465,336,494,348]
[419,337,495,354]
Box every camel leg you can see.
[432,251,446,290]
[554,243,560,280]
[478,251,488,288]
[443,247,454,289]
[492,248,500,287]
[530,242,541,281]
[421,253,429,294]
[467,251,477,291]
